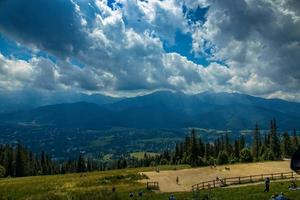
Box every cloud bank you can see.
[0,0,299,101]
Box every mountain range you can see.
[1,91,300,130]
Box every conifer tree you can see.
[239,135,245,151]
[234,139,240,158]
[269,119,281,160]
[282,132,293,158]
[190,129,199,165]
[15,143,27,177]
[292,129,299,150]
[77,155,86,173]
[252,123,261,159]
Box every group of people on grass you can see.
[264,177,298,200]
[110,175,297,200]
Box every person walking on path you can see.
[264,177,270,192]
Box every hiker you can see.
[176,176,179,185]
[264,177,270,192]
[169,194,176,200]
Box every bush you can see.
[0,165,6,178]
[208,157,216,166]
[261,149,275,161]
[217,151,229,165]
[239,148,253,162]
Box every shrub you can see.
[239,148,253,162]
[217,151,229,165]
[0,165,6,178]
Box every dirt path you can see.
[140,161,292,192]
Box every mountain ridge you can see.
[1,91,300,130]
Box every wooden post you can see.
[271,174,274,180]
[250,176,252,182]
[239,177,241,184]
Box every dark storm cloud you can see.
[195,0,300,98]
[0,0,88,58]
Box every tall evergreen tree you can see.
[77,155,86,173]
[269,119,281,160]
[239,135,245,151]
[190,129,199,165]
[252,123,261,159]
[292,129,299,150]
[234,139,240,158]
[15,143,27,177]
[282,132,293,158]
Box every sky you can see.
[0,0,299,101]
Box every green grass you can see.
[0,166,299,200]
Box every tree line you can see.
[0,144,118,177]
[172,119,299,166]
[0,119,299,177]
[131,119,299,167]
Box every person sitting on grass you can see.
[129,192,134,198]
[270,192,289,200]
[276,192,288,200]
[288,180,298,190]
[169,194,176,200]
[138,191,143,198]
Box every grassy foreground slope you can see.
[0,165,299,200]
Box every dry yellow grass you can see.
[140,160,293,192]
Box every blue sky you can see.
[0,0,299,101]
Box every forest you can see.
[0,119,298,177]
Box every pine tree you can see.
[15,143,27,177]
[239,135,245,151]
[252,123,261,159]
[282,132,293,158]
[190,129,199,166]
[214,139,221,157]
[269,119,281,160]
[292,129,299,150]
[224,132,231,154]
[41,151,48,175]
[3,145,13,176]
[175,143,180,161]
[234,139,240,158]
[198,137,205,157]
[77,155,86,173]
